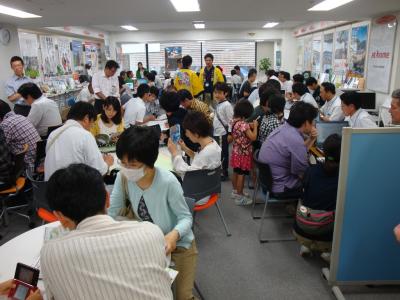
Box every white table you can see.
[0,222,60,294]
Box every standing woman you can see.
[108,126,197,300]
[91,96,124,139]
[136,62,147,80]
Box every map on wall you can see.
[322,33,334,74]
[334,29,349,75]
[348,25,369,77]
[40,36,58,77]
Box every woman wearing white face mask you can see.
[108,126,197,300]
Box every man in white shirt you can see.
[292,82,319,108]
[42,164,173,300]
[44,102,113,180]
[266,70,281,86]
[278,71,293,94]
[340,92,377,128]
[123,84,155,128]
[18,82,62,137]
[389,89,400,126]
[319,82,345,122]
[92,60,120,115]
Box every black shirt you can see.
[203,66,214,94]
[166,108,198,151]
[238,80,252,99]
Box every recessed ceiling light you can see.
[121,25,138,31]
[170,0,200,12]
[193,22,205,29]
[0,4,41,18]
[256,39,265,42]
[263,22,279,28]
[308,0,354,11]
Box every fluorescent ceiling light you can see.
[0,4,41,18]
[121,25,138,31]
[308,0,354,11]
[263,22,279,28]
[193,22,205,29]
[170,0,200,12]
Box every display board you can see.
[296,38,304,73]
[56,37,72,75]
[366,15,398,93]
[312,34,322,77]
[322,33,334,74]
[334,29,349,75]
[19,32,40,79]
[71,40,83,68]
[164,46,182,71]
[303,35,313,71]
[40,36,58,77]
[330,127,400,285]
[348,25,369,77]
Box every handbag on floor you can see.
[295,201,334,236]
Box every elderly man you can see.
[389,89,400,126]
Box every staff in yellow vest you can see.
[174,55,204,98]
[199,53,225,106]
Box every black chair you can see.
[251,150,299,243]
[35,139,47,171]
[0,144,33,229]
[46,125,62,139]
[182,167,231,236]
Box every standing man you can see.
[234,65,244,82]
[199,53,224,106]
[5,56,33,117]
[319,82,345,122]
[174,55,204,98]
[92,60,120,115]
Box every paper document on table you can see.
[146,120,169,131]
[156,114,167,121]
[44,226,70,242]
[166,267,179,284]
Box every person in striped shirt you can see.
[41,164,173,300]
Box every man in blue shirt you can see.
[5,56,32,117]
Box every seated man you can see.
[389,89,400,126]
[177,89,212,124]
[319,82,344,122]
[145,86,164,118]
[44,102,113,180]
[18,82,62,138]
[42,164,173,300]
[259,102,318,197]
[292,82,319,108]
[0,100,40,171]
[123,83,156,128]
[340,92,377,128]
[306,77,323,107]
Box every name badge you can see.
[205,83,210,87]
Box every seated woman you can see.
[167,111,221,204]
[258,94,285,143]
[108,126,197,300]
[293,134,342,262]
[91,96,124,141]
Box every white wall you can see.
[0,24,21,105]
[109,28,298,75]
[256,41,274,75]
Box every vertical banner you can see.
[303,35,313,71]
[348,25,369,77]
[322,33,334,74]
[19,32,40,79]
[56,37,72,75]
[334,29,350,75]
[164,47,182,71]
[40,36,57,77]
[312,34,322,77]
[71,40,83,69]
[366,16,397,93]
[296,39,304,73]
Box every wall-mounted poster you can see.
[165,47,182,71]
[312,34,322,77]
[276,50,282,68]
[322,33,334,73]
[348,25,369,77]
[84,42,100,71]
[296,39,304,72]
[71,40,83,69]
[40,36,58,77]
[19,32,40,79]
[56,37,72,75]
[303,35,313,71]
[366,15,398,93]
[334,29,349,74]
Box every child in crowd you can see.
[91,96,124,139]
[145,86,164,118]
[231,100,258,205]
[168,111,221,204]
[258,94,286,143]
[213,82,234,181]
[293,134,342,262]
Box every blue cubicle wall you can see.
[330,128,400,285]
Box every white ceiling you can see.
[1,0,400,32]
